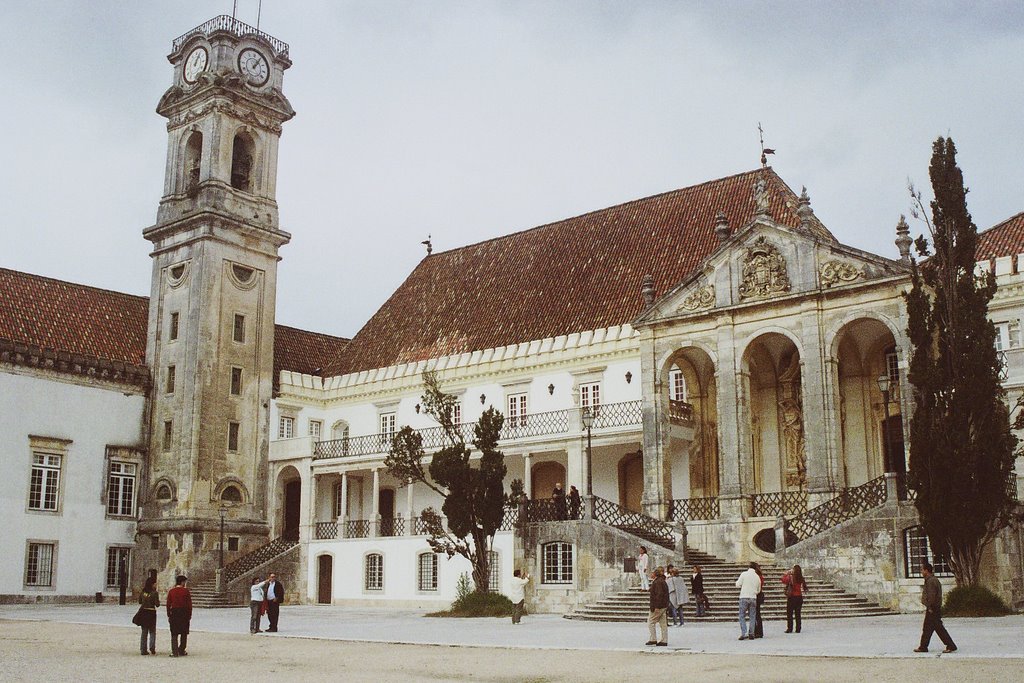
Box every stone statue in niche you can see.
[777,352,807,489]
[739,237,791,300]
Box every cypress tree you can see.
[905,137,1017,586]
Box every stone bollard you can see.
[774,516,788,553]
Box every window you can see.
[885,350,900,385]
[228,421,240,452]
[309,420,322,441]
[380,412,396,439]
[278,416,294,439]
[233,313,246,343]
[542,542,573,584]
[668,369,686,402]
[28,453,62,511]
[184,130,202,192]
[163,421,173,451]
[507,393,528,428]
[106,462,136,516]
[221,485,242,503]
[580,382,601,410]
[155,484,172,501]
[230,133,254,192]
[488,550,500,593]
[150,534,160,550]
[166,365,176,394]
[995,320,1021,352]
[228,537,239,551]
[418,553,438,591]
[333,482,345,518]
[449,402,462,427]
[230,367,243,395]
[364,553,383,591]
[169,312,179,341]
[25,542,55,587]
[105,547,131,589]
[904,526,954,578]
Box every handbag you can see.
[784,582,794,597]
[131,608,146,626]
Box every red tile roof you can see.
[328,168,832,376]
[977,211,1024,261]
[0,268,348,386]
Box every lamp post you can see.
[582,407,595,499]
[876,374,893,474]
[219,504,228,572]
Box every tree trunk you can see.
[471,528,490,593]
[948,543,982,587]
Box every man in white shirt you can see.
[735,562,760,640]
[508,569,530,624]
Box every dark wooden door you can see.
[284,480,301,540]
[317,554,332,604]
[883,415,906,473]
[379,488,395,536]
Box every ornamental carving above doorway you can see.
[739,237,791,300]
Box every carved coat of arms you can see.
[739,237,791,300]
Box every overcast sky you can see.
[3,1,1023,338]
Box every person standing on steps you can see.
[914,562,957,653]
[165,575,192,657]
[691,565,707,617]
[636,546,650,590]
[782,564,808,633]
[645,567,670,647]
[568,485,581,520]
[264,572,285,632]
[735,562,760,640]
[508,569,530,624]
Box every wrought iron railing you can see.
[345,519,371,539]
[522,499,562,522]
[314,522,338,540]
[499,505,520,531]
[412,516,431,535]
[592,496,676,550]
[589,400,643,429]
[172,15,290,57]
[787,475,887,541]
[315,432,391,459]
[668,399,694,423]
[501,408,570,440]
[224,535,298,584]
[380,517,405,537]
[668,496,720,521]
[751,490,809,517]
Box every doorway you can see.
[883,415,906,473]
[379,488,395,536]
[284,479,301,541]
[317,555,333,604]
[531,461,566,500]
[618,452,643,512]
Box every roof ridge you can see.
[425,167,769,257]
[980,209,1024,235]
[0,266,149,303]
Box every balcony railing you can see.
[345,519,372,539]
[380,517,405,537]
[313,401,643,461]
[751,490,809,517]
[787,475,887,541]
[315,522,338,540]
[668,497,720,521]
[668,399,694,424]
[172,15,290,57]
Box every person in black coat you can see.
[691,565,707,617]
[264,572,285,632]
[568,485,581,519]
[552,483,567,520]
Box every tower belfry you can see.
[137,15,295,584]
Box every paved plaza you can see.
[2,603,1022,659]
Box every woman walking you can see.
[782,564,808,633]
[137,576,159,655]
[667,568,689,626]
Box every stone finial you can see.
[895,215,912,264]
[714,211,731,243]
[797,186,814,230]
[641,275,656,307]
[753,177,771,219]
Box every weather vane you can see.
[758,122,775,168]
[422,234,432,255]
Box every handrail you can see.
[223,534,298,583]
[172,15,289,57]
[751,490,809,517]
[592,496,676,549]
[786,475,887,541]
[668,496,720,521]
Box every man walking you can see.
[508,569,530,624]
[735,562,760,640]
[166,575,192,656]
[265,572,285,633]
[645,567,669,646]
[914,562,957,653]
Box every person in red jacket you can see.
[165,575,193,656]
[782,564,808,634]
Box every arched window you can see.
[541,542,573,585]
[155,483,173,501]
[230,133,254,191]
[364,553,383,591]
[184,130,202,193]
[220,485,242,503]
[487,550,500,593]
[417,552,438,592]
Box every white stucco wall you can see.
[1,369,146,600]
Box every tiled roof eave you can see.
[0,337,151,389]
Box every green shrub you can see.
[943,585,1012,617]
[427,590,514,618]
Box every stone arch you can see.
[658,344,719,500]
[214,476,249,504]
[275,465,302,539]
[617,452,643,512]
[152,477,176,502]
[531,461,566,500]
[230,128,258,192]
[182,127,203,193]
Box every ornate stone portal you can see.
[739,237,791,300]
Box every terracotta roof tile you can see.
[977,211,1024,261]
[0,268,347,385]
[329,168,832,376]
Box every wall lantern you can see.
[548,383,555,395]
[625,371,633,384]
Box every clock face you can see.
[183,47,208,84]
[238,48,270,86]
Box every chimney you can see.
[895,215,912,264]
[714,211,731,244]
[641,275,655,307]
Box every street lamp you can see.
[582,407,595,500]
[219,503,228,571]
[876,374,893,473]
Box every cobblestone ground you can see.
[2,619,1022,683]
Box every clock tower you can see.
[136,16,295,586]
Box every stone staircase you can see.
[566,546,894,622]
[190,535,299,608]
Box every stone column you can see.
[716,321,745,519]
[640,333,670,519]
[339,471,349,539]
[566,440,584,493]
[800,310,832,505]
[405,478,415,536]
[523,453,533,499]
[821,354,846,490]
[299,465,314,543]
[371,467,380,538]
